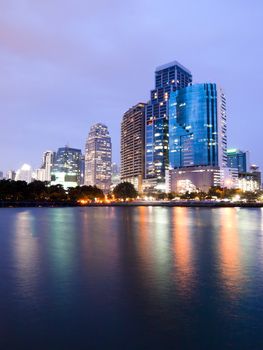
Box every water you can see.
[0,207,263,349]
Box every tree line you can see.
[0,180,138,202]
[0,179,261,203]
[0,180,104,202]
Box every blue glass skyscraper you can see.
[227,149,249,173]
[145,61,192,182]
[51,146,82,188]
[169,84,227,169]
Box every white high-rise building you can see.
[15,164,32,183]
[6,170,16,180]
[34,151,55,182]
[41,151,55,182]
[85,123,112,191]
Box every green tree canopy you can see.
[68,185,104,202]
[113,182,138,200]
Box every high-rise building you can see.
[121,103,146,191]
[15,164,32,183]
[227,149,249,173]
[0,171,3,180]
[145,61,192,183]
[51,146,82,188]
[111,163,120,188]
[169,83,227,169]
[34,168,46,181]
[112,163,119,177]
[85,123,112,191]
[41,151,55,182]
[250,164,261,188]
[80,154,85,185]
[6,170,16,180]
[34,151,55,182]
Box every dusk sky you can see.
[1,0,262,174]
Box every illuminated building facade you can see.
[121,103,146,191]
[145,61,192,183]
[41,151,55,182]
[85,123,112,191]
[166,166,222,193]
[51,146,82,188]
[15,164,32,183]
[237,165,261,191]
[227,149,249,173]
[6,170,16,180]
[250,164,261,188]
[169,83,227,169]
[166,166,238,193]
[111,163,120,188]
[238,173,260,192]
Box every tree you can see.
[68,185,104,202]
[240,191,260,202]
[155,192,167,200]
[208,186,224,198]
[113,182,137,200]
[27,180,47,200]
[47,185,67,201]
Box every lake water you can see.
[0,207,263,349]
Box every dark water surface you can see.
[0,207,263,349]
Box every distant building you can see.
[145,61,192,183]
[34,168,46,181]
[80,154,85,185]
[166,166,238,193]
[0,171,3,180]
[111,163,120,188]
[227,149,249,173]
[85,123,112,191]
[51,146,82,188]
[238,171,260,192]
[112,163,119,177]
[121,103,146,192]
[41,151,55,182]
[169,83,227,170]
[15,164,32,183]
[249,164,261,188]
[6,170,16,180]
[34,151,55,182]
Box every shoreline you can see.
[1,201,263,208]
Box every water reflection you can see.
[219,208,242,298]
[80,207,121,276]
[1,207,263,349]
[136,207,152,263]
[172,207,194,295]
[14,210,39,299]
[47,209,78,287]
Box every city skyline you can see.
[1,1,263,173]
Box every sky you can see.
[0,0,263,174]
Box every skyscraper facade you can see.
[121,103,146,191]
[169,83,227,169]
[227,149,249,173]
[6,170,16,180]
[51,146,82,188]
[41,151,55,182]
[15,164,32,183]
[145,61,192,182]
[85,123,112,191]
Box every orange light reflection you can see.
[172,207,194,294]
[219,208,242,298]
